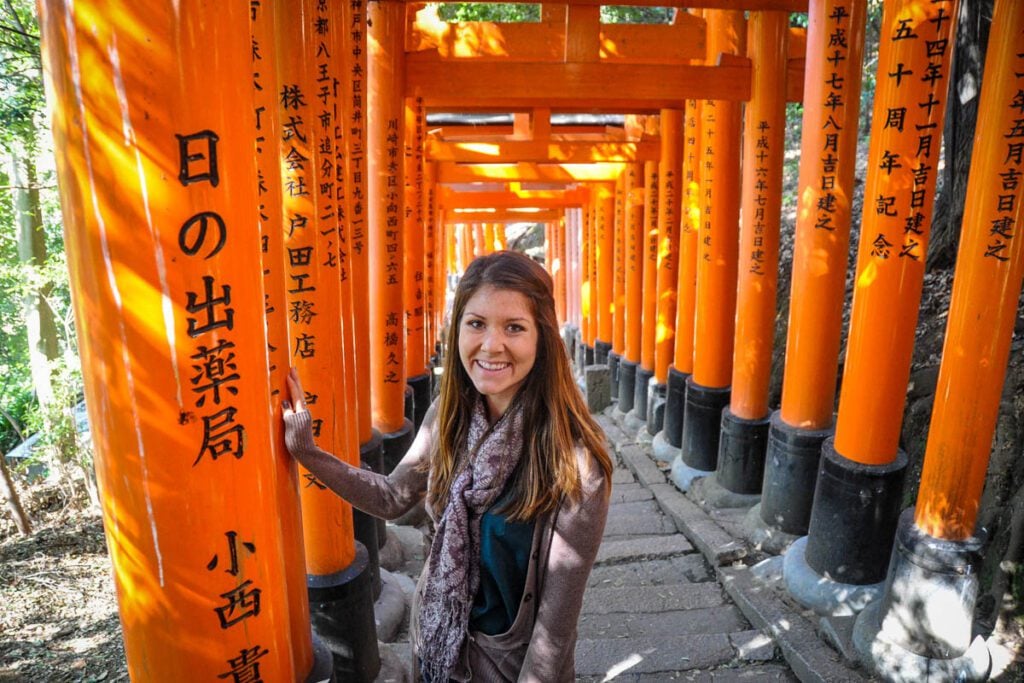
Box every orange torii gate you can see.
[56,1,1024,681]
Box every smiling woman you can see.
[283,249,612,682]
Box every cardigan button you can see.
[524,593,533,602]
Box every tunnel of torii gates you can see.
[34,0,1023,679]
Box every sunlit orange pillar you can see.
[368,0,414,472]
[609,171,628,395]
[38,0,322,678]
[581,199,596,365]
[660,98,701,452]
[404,97,430,430]
[676,10,745,484]
[567,208,583,366]
[629,154,660,427]
[249,3,319,673]
[423,162,439,367]
[855,9,1022,674]
[617,163,645,414]
[486,223,498,254]
[647,109,684,438]
[554,216,567,326]
[473,223,486,258]
[788,0,959,615]
[340,0,388,569]
[714,12,788,497]
[594,183,615,365]
[495,223,507,251]
[758,0,867,541]
[279,3,381,674]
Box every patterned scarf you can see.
[418,398,525,682]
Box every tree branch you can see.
[0,23,38,42]
[2,0,29,35]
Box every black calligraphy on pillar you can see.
[174,128,248,466]
[750,120,771,275]
[349,0,367,258]
[872,1,955,262]
[984,50,1024,262]
[814,2,851,232]
[701,100,716,261]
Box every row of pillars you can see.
[551,1,1023,679]
[36,0,477,679]
[35,0,1024,679]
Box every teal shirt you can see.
[469,487,536,636]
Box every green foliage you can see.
[435,3,674,24]
[600,7,673,25]
[0,0,43,151]
[1,0,79,469]
[437,3,540,22]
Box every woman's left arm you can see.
[519,451,610,682]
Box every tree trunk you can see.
[9,146,59,406]
[0,453,32,535]
[928,0,994,270]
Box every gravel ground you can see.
[0,485,127,682]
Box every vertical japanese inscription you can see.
[984,50,1024,262]
[867,0,955,262]
[749,120,771,275]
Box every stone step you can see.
[577,664,798,682]
[609,485,656,504]
[582,582,726,615]
[577,605,749,639]
[588,554,713,587]
[606,499,663,516]
[574,633,735,675]
[611,468,636,484]
[596,535,694,565]
[603,513,677,537]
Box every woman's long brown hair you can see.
[429,250,612,521]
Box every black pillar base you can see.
[680,378,731,472]
[663,367,689,448]
[585,343,596,366]
[407,373,431,431]
[594,340,612,365]
[632,367,655,422]
[306,632,336,682]
[759,412,832,536]
[308,543,381,682]
[575,341,587,370]
[878,509,984,658]
[716,408,770,495]
[360,430,387,550]
[562,324,578,360]
[608,352,621,398]
[646,381,667,435]
[403,385,414,424]
[805,438,908,585]
[381,419,414,474]
[351,466,382,599]
[617,359,638,414]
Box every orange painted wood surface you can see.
[779,0,867,430]
[834,0,959,465]
[915,2,1024,541]
[39,0,314,677]
[730,12,788,419]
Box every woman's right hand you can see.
[282,367,307,417]
[282,367,316,459]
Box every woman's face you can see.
[458,285,538,422]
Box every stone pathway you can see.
[571,415,797,682]
[373,411,870,682]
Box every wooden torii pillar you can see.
[277,3,379,676]
[675,9,746,488]
[37,1,330,679]
[369,0,414,473]
[714,12,788,498]
[785,0,959,618]
[756,0,868,546]
[854,8,1021,676]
